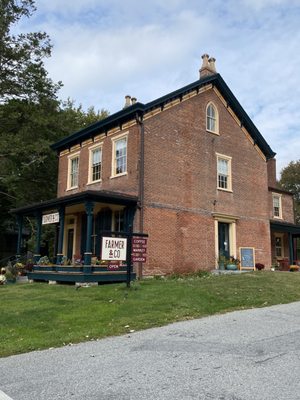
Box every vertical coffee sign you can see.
[131,237,147,262]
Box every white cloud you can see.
[17,0,300,176]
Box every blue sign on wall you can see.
[240,247,255,269]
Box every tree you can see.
[0,1,109,258]
[279,160,300,224]
[0,98,108,206]
[0,0,62,102]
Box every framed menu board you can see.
[240,247,255,270]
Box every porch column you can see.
[33,211,42,264]
[288,232,294,265]
[84,201,94,266]
[16,214,23,259]
[56,206,65,264]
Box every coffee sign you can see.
[42,212,59,225]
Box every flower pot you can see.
[226,263,238,271]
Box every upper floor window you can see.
[88,145,102,183]
[112,133,127,177]
[67,153,79,189]
[217,153,232,191]
[206,102,219,134]
[272,194,282,219]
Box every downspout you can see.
[136,112,145,278]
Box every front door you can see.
[218,222,230,259]
[67,228,74,260]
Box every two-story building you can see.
[13,54,300,282]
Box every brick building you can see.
[14,54,300,282]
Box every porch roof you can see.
[270,220,300,236]
[11,190,138,217]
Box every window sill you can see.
[217,187,233,193]
[206,129,219,136]
[66,186,78,192]
[87,179,102,185]
[110,172,127,179]
[273,216,283,220]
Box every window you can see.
[113,209,125,232]
[112,134,127,177]
[88,145,102,183]
[275,235,283,258]
[206,102,218,134]
[67,154,79,189]
[217,154,232,191]
[272,194,282,219]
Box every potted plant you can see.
[226,256,239,271]
[255,263,265,271]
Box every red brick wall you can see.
[57,125,140,198]
[268,191,295,223]
[140,88,272,273]
[142,206,215,275]
[55,85,293,274]
[267,158,277,187]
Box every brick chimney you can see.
[267,158,277,188]
[199,54,217,78]
[124,95,131,108]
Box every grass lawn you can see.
[2,271,300,358]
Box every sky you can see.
[18,0,300,177]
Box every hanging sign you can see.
[101,237,127,261]
[131,237,148,263]
[42,212,59,225]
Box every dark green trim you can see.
[51,73,275,160]
[11,190,138,217]
[270,221,300,235]
[28,271,136,283]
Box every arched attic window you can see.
[206,102,219,134]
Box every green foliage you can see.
[279,160,300,223]
[1,272,300,357]
[0,0,62,102]
[0,1,109,255]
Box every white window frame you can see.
[206,102,219,134]
[111,132,128,178]
[275,233,284,259]
[216,153,232,192]
[272,193,282,219]
[67,152,80,190]
[113,208,125,232]
[88,143,102,184]
[213,213,238,268]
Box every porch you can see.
[12,190,138,284]
[270,221,300,269]
[28,264,136,284]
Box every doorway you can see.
[218,222,230,259]
[67,228,74,260]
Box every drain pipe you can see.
[136,112,145,278]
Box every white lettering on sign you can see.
[42,213,59,225]
[132,256,146,263]
[101,237,127,261]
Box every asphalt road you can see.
[1,302,300,400]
